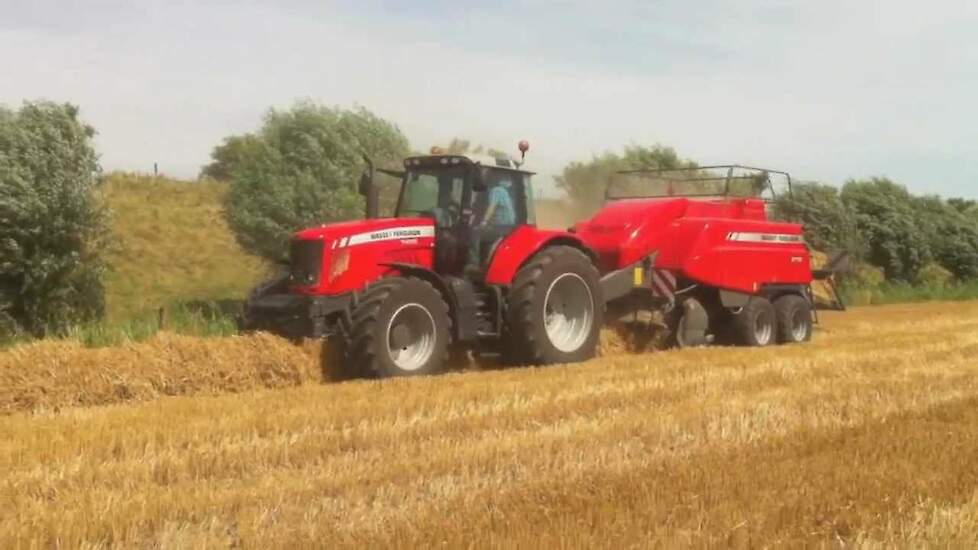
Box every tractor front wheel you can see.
[505,246,603,365]
[344,277,451,378]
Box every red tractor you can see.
[243,143,819,378]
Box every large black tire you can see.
[505,246,604,365]
[732,296,776,347]
[344,277,452,378]
[774,294,813,343]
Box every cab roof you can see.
[402,154,535,175]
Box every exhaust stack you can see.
[358,155,379,219]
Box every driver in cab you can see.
[467,179,516,273]
[481,178,516,226]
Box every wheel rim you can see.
[386,303,436,371]
[791,309,809,341]
[543,273,595,353]
[754,312,773,345]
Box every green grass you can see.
[101,172,269,321]
[65,302,239,348]
[840,279,978,306]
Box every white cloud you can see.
[1,0,976,197]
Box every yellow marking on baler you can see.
[633,267,643,286]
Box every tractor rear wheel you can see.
[505,246,603,365]
[774,294,813,343]
[733,296,776,347]
[345,277,451,378]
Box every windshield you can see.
[608,166,790,202]
[396,166,466,227]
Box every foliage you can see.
[219,102,410,261]
[199,134,264,181]
[773,182,864,257]
[838,178,931,283]
[910,194,978,281]
[0,101,108,337]
[556,145,697,216]
[914,262,954,289]
[778,176,978,285]
[947,197,977,214]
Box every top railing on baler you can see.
[606,165,792,202]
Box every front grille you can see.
[289,239,323,286]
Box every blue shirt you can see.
[488,186,516,225]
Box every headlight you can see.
[326,248,351,284]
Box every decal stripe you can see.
[726,232,804,244]
[342,225,435,247]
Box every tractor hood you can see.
[289,217,436,295]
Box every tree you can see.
[773,182,865,258]
[911,195,978,281]
[556,145,696,217]
[839,178,930,282]
[219,102,410,261]
[0,101,108,337]
[947,197,977,214]
[200,134,263,181]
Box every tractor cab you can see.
[394,151,537,275]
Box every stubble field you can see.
[3,301,978,548]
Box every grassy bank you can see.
[101,172,268,321]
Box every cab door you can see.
[431,172,469,275]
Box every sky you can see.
[2,0,977,198]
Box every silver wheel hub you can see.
[754,313,773,345]
[791,309,808,341]
[386,303,436,371]
[543,273,595,353]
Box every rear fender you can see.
[483,226,596,285]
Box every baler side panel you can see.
[675,219,812,294]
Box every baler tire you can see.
[733,296,776,347]
[774,294,813,344]
[504,246,604,365]
[346,277,452,378]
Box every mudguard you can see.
[483,226,595,285]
